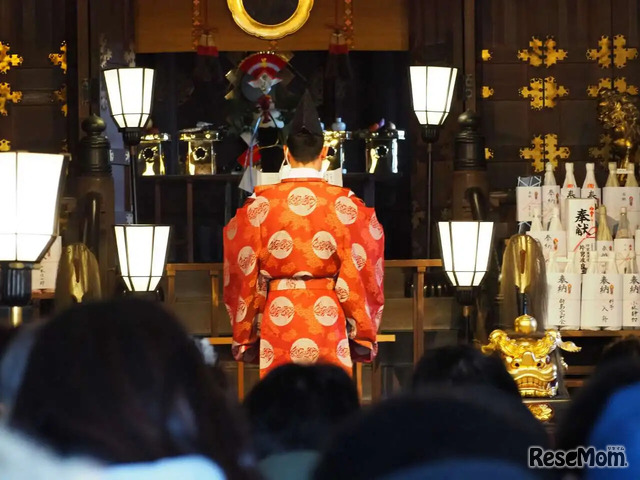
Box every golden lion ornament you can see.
[482,314,580,398]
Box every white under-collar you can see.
[286,167,323,179]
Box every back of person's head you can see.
[556,358,640,452]
[313,386,550,480]
[244,363,359,459]
[599,335,640,366]
[585,381,640,480]
[411,344,521,398]
[286,131,324,164]
[9,298,254,480]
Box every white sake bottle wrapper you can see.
[603,186,640,231]
[623,273,640,328]
[561,187,581,231]
[581,272,623,330]
[527,230,567,263]
[516,186,542,222]
[542,185,560,227]
[547,272,581,330]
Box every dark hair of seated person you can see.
[411,344,521,399]
[556,358,640,453]
[243,363,359,459]
[599,335,640,366]
[8,298,257,480]
[313,386,552,480]
[285,130,324,164]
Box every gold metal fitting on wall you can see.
[481,85,494,98]
[587,35,638,69]
[49,41,67,73]
[520,134,570,172]
[519,77,568,110]
[517,36,567,67]
[0,42,23,73]
[481,49,492,61]
[0,139,10,151]
[587,77,638,98]
[0,82,22,116]
[53,84,67,116]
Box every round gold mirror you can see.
[227,0,314,40]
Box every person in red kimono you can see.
[223,92,384,377]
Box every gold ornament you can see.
[482,326,580,397]
[596,89,640,171]
[519,77,568,110]
[481,86,494,98]
[0,42,23,74]
[485,148,494,160]
[53,84,67,117]
[588,77,639,98]
[589,134,613,163]
[587,35,638,69]
[520,134,570,172]
[481,49,492,61]
[517,36,567,68]
[0,139,10,151]
[226,0,315,40]
[0,82,22,116]
[527,403,554,422]
[49,41,67,73]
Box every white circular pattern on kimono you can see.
[268,296,295,326]
[369,213,384,240]
[223,260,230,287]
[313,296,340,326]
[247,196,270,226]
[260,340,275,369]
[375,258,384,286]
[347,317,357,339]
[257,275,268,297]
[348,190,355,197]
[237,246,257,276]
[351,243,367,271]
[312,231,337,259]
[290,338,320,364]
[375,306,384,328]
[235,298,248,323]
[288,187,317,216]
[335,196,358,225]
[260,269,273,279]
[294,271,313,278]
[224,303,233,321]
[226,217,238,240]
[275,279,306,290]
[337,339,352,367]
[335,278,350,303]
[268,230,294,259]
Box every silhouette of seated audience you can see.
[1,298,258,480]
[243,363,360,480]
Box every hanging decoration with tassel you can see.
[192,0,222,83]
[326,0,353,80]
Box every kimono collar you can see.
[285,167,323,179]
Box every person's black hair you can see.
[9,298,257,480]
[243,363,359,459]
[411,344,521,399]
[556,358,640,455]
[599,335,640,366]
[313,386,551,480]
[286,131,324,164]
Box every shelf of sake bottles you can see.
[559,329,640,337]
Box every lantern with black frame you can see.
[0,152,67,326]
[103,67,171,298]
[438,221,494,342]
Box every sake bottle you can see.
[548,206,563,231]
[615,207,634,267]
[530,207,543,232]
[596,205,614,261]
[561,163,581,230]
[587,250,600,274]
[605,161,620,187]
[581,162,601,204]
[565,251,577,273]
[627,164,639,187]
[542,163,560,228]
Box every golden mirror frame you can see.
[227,0,314,40]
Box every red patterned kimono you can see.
[223,177,385,377]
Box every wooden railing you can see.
[165,259,442,400]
